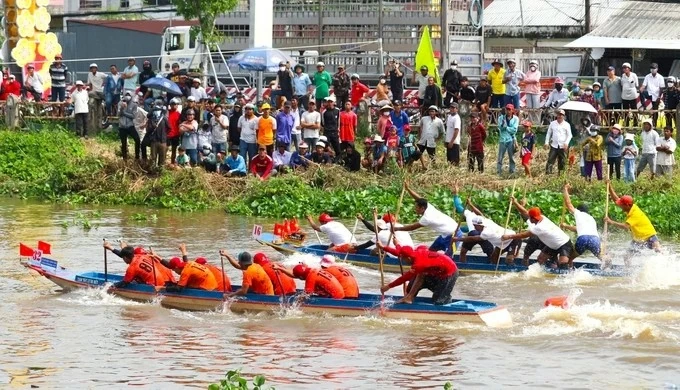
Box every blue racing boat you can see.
[255,232,628,278]
[22,256,513,327]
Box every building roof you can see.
[565,1,680,50]
[484,0,623,27]
[69,19,198,35]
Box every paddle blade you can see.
[544,295,569,309]
[19,243,35,257]
[37,241,52,255]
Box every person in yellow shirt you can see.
[487,59,506,109]
[256,103,277,156]
[604,182,661,266]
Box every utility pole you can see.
[584,0,591,33]
[378,0,383,73]
[318,0,323,63]
[440,0,448,69]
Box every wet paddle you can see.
[219,254,228,299]
[495,180,517,276]
[103,238,108,283]
[373,208,385,297]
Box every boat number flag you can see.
[252,225,263,239]
[37,241,52,255]
[19,243,35,257]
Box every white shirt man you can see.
[237,113,259,144]
[545,117,573,149]
[418,111,445,148]
[640,125,659,155]
[621,69,639,101]
[25,69,44,94]
[191,79,209,101]
[87,65,107,94]
[445,109,461,146]
[320,221,356,246]
[419,203,458,238]
[572,209,599,238]
[210,112,229,144]
[122,58,139,93]
[301,109,321,139]
[527,216,570,250]
[642,65,665,101]
[272,149,292,167]
[656,131,676,170]
[72,84,89,114]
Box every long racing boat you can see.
[255,232,627,278]
[22,256,513,328]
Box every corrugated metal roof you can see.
[70,20,198,35]
[484,0,624,27]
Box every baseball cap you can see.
[89,63,98,68]
[237,252,253,265]
[253,252,270,265]
[319,213,333,223]
[557,109,566,115]
[168,257,186,269]
[195,257,207,265]
[316,141,326,148]
[261,103,271,110]
[187,96,196,102]
[622,62,632,69]
[317,62,325,67]
[75,80,83,86]
[471,216,485,226]
[607,66,615,71]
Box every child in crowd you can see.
[200,144,217,172]
[361,137,373,170]
[622,133,638,182]
[520,120,535,178]
[385,125,400,159]
[176,146,190,168]
[399,124,424,169]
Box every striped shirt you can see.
[49,64,68,88]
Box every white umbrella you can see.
[560,101,598,114]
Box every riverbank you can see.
[2,127,680,235]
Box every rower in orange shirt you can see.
[166,257,218,291]
[103,242,173,288]
[253,252,297,295]
[319,255,359,298]
[221,251,274,296]
[274,263,345,299]
[194,256,232,292]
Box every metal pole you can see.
[213,45,241,93]
[378,0,384,73]
[585,0,591,33]
[440,0,447,68]
[519,0,525,37]
[318,0,323,63]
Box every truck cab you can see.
[159,26,202,74]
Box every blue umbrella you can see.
[142,75,182,95]
[228,47,295,72]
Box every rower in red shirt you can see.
[378,239,459,305]
[166,257,218,291]
[274,263,345,299]
[194,256,232,292]
[250,146,273,180]
[253,252,297,295]
[319,255,359,298]
[103,242,174,288]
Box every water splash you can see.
[622,253,680,291]
[56,286,144,307]
[549,268,599,286]
[518,297,680,341]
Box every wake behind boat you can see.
[255,232,628,278]
[22,256,513,328]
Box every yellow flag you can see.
[415,26,440,84]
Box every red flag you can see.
[37,241,52,254]
[290,218,300,233]
[273,223,284,237]
[19,243,35,257]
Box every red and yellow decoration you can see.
[273,218,307,244]
[8,0,61,92]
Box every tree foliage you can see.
[171,0,239,46]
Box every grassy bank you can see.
[2,126,680,236]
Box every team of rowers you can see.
[103,179,659,306]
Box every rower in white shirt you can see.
[559,183,604,266]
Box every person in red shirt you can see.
[467,112,487,172]
[350,74,370,108]
[103,243,174,288]
[339,101,357,149]
[378,240,459,305]
[193,256,231,292]
[1,74,21,100]
[274,263,345,299]
[319,255,359,298]
[252,252,297,295]
[250,146,273,180]
[166,99,182,163]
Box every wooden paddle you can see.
[602,173,610,261]
[148,246,157,288]
[219,253,228,298]
[495,179,517,276]
[373,208,385,294]
[103,238,108,283]
[343,218,360,263]
[385,183,407,276]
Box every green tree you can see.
[171,0,238,46]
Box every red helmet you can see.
[168,257,185,269]
[382,213,395,224]
[195,257,207,265]
[253,252,270,265]
[133,247,146,255]
[318,213,333,223]
[292,263,311,279]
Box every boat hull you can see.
[256,233,627,278]
[23,258,512,327]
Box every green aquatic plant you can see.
[208,369,274,390]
